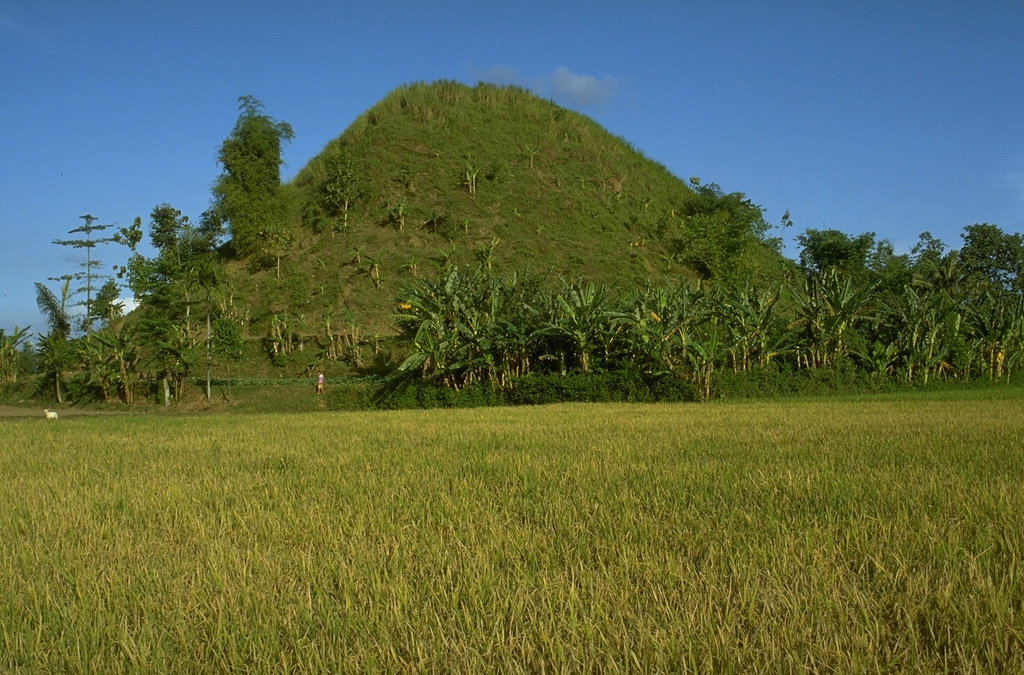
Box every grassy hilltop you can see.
[228,80,780,339]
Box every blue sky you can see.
[2,0,1022,335]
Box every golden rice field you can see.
[1,390,1023,673]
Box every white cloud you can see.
[467,64,619,108]
[119,295,138,315]
[549,66,618,106]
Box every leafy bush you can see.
[323,382,377,411]
[370,378,506,410]
[713,362,896,400]
[510,371,697,405]
[366,370,698,410]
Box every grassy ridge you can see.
[2,392,1023,672]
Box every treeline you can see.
[10,88,1023,409]
[381,222,1024,405]
[17,96,295,406]
[12,219,1023,408]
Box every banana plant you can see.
[858,339,899,383]
[612,283,698,375]
[882,285,959,383]
[0,325,31,386]
[37,333,73,403]
[78,324,140,403]
[151,322,199,404]
[788,270,878,369]
[962,290,1024,381]
[720,280,791,371]
[536,280,615,373]
[682,322,729,402]
[396,266,481,388]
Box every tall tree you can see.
[673,178,770,281]
[213,95,295,266]
[910,231,948,273]
[795,228,876,278]
[958,223,1024,295]
[115,204,224,404]
[52,214,116,332]
[212,317,245,399]
[92,278,125,328]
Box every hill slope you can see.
[226,80,779,340]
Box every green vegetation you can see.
[50,214,118,333]
[0,326,32,388]
[10,81,1024,411]
[382,222,1024,404]
[114,203,225,404]
[277,80,779,334]
[7,80,1022,673]
[2,393,1022,671]
[213,95,295,272]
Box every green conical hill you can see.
[227,80,778,338]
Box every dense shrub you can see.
[370,378,506,410]
[367,370,699,410]
[323,381,377,411]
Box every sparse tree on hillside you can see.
[365,252,383,288]
[322,153,363,233]
[386,198,407,232]
[462,160,479,195]
[476,237,500,271]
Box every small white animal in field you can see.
[44,409,58,420]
